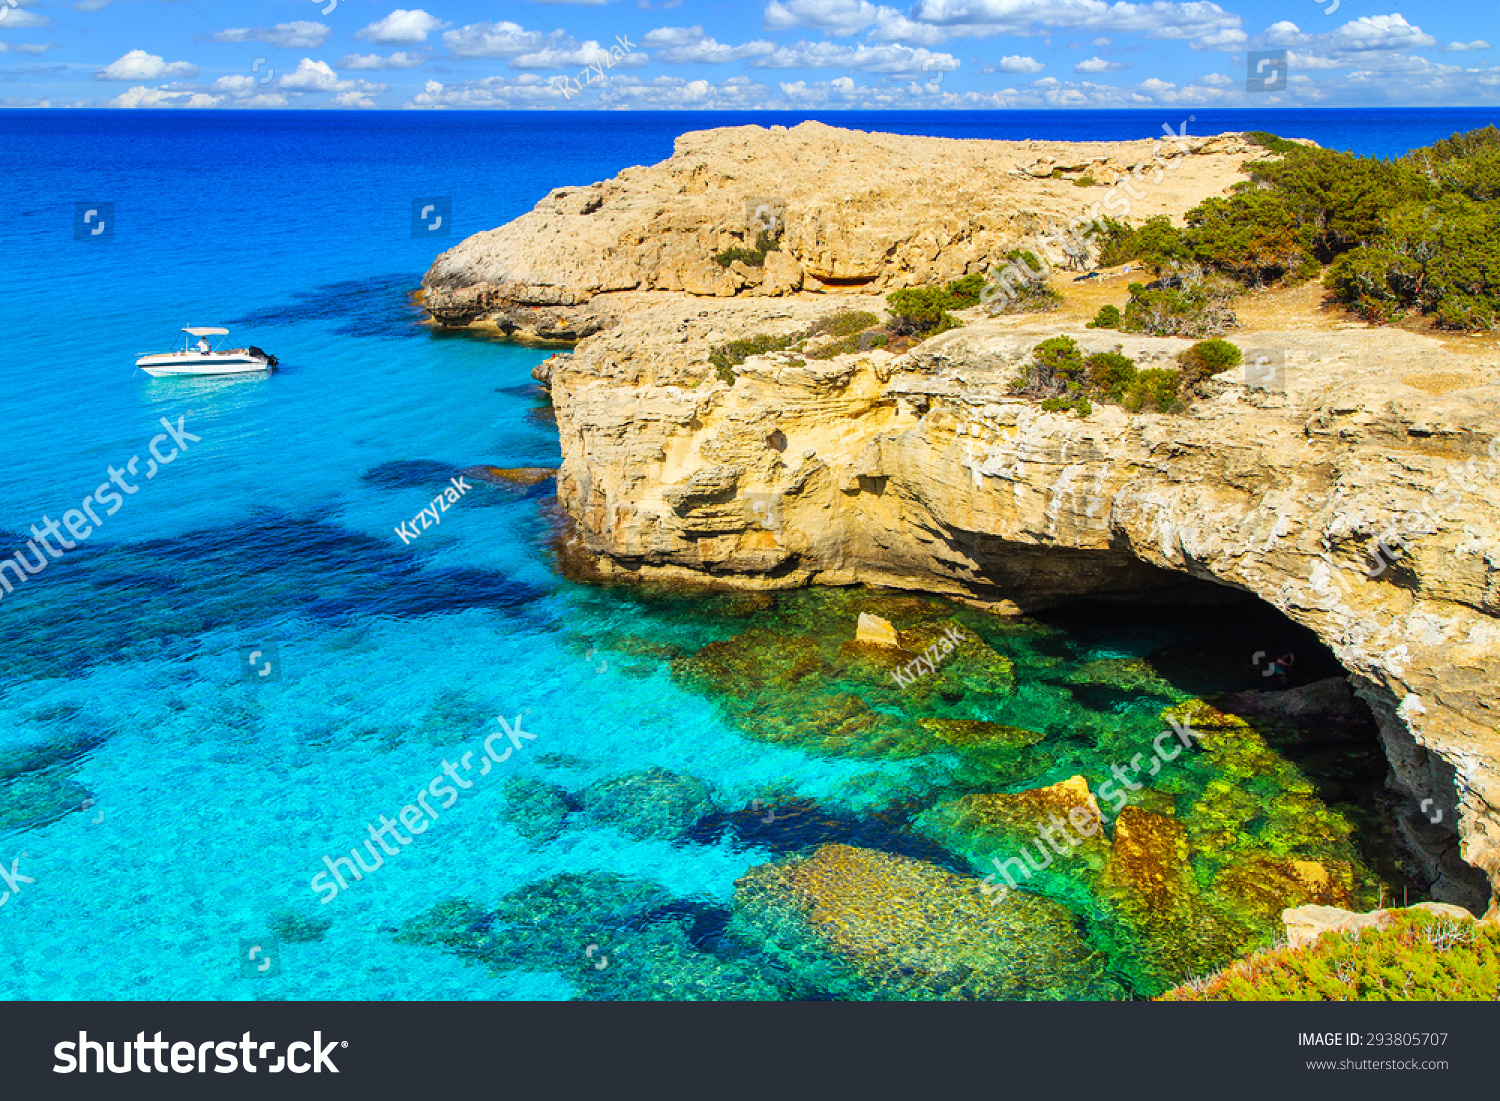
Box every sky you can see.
[0,0,1495,109]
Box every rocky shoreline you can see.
[421,121,1500,917]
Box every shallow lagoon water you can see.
[0,109,1460,1000]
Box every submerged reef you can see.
[391,585,1421,999]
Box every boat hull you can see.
[136,353,272,377]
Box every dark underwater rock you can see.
[1218,676,1370,727]
[268,907,334,944]
[500,776,575,843]
[395,873,786,1001]
[579,767,717,841]
[360,460,462,490]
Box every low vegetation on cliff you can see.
[707,309,886,383]
[1009,336,1242,416]
[713,228,782,270]
[1102,124,1500,331]
[1162,910,1500,1001]
[885,273,987,337]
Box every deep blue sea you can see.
[0,108,1487,1001]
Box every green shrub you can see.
[1088,304,1122,330]
[1124,368,1182,413]
[1177,338,1243,389]
[708,331,802,383]
[1074,175,1098,188]
[983,250,1063,315]
[1096,214,1191,273]
[886,274,992,337]
[994,283,1064,315]
[887,287,961,337]
[1012,338,1187,416]
[1120,126,1500,330]
[1122,272,1240,337]
[1040,394,1093,416]
[1244,130,1303,156]
[1161,910,1500,1001]
[713,230,781,269]
[807,331,886,359]
[944,273,988,309]
[709,311,892,380]
[1083,351,1137,402]
[1029,336,1085,389]
[807,310,881,339]
[1324,195,1500,330]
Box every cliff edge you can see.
[421,122,1500,913]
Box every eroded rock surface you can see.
[421,120,1265,336]
[424,123,1500,912]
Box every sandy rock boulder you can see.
[855,612,900,648]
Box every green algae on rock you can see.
[731,843,1123,1000]
[579,767,717,841]
[500,775,576,843]
[267,907,334,944]
[915,695,1394,996]
[669,592,1020,763]
[394,874,785,1001]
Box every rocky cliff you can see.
[420,119,1262,337]
[422,122,1500,913]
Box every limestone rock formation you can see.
[423,123,1500,914]
[854,612,899,648]
[421,120,1264,337]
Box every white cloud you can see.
[764,0,880,37]
[331,90,377,107]
[109,85,222,108]
[1197,13,1440,59]
[210,22,330,50]
[212,74,257,93]
[1074,56,1130,73]
[1260,20,1307,48]
[279,58,341,91]
[95,50,198,81]
[277,57,390,97]
[1284,51,1352,72]
[355,9,447,46]
[212,74,294,102]
[0,39,58,54]
[410,73,564,107]
[399,60,1500,111]
[0,7,48,28]
[751,41,958,74]
[980,55,1046,74]
[338,51,426,70]
[899,0,1241,41]
[511,41,648,69]
[1320,14,1436,52]
[443,21,553,59]
[1442,40,1491,53]
[1191,27,1248,51]
[641,25,774,63]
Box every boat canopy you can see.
[182,327,229,337]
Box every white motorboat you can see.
[136,327,278,377]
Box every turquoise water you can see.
[0,110,1451,1001]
